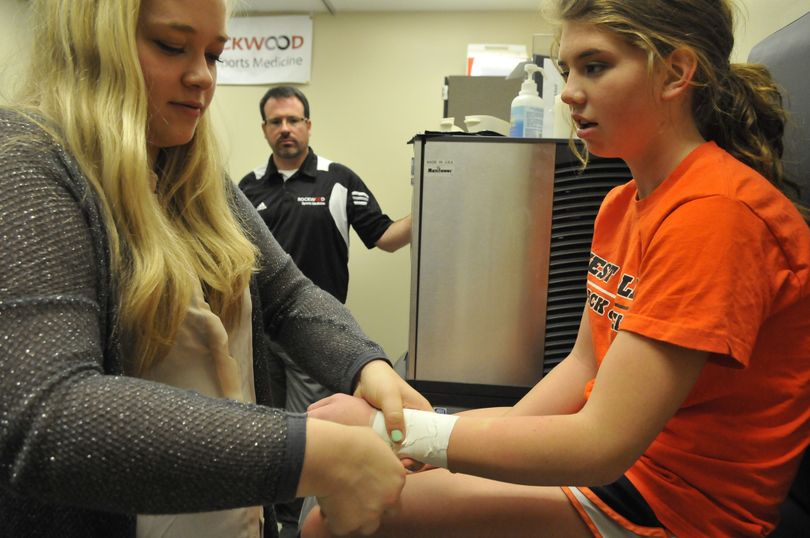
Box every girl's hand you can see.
[307,393,376,427]
[354,360,432,444]
[308,394,427,472]
[297,419,406,536]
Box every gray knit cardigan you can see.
[0,108,387,537]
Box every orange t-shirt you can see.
[585,142,810,537]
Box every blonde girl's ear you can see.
[661,47,699,101]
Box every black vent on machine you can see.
[542,145,632,375]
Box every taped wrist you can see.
[371,410,459,468]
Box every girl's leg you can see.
[301,468,593,538]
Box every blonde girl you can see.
[0,1,430,536]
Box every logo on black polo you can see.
[352,191,369,206]
[298,196,326,206]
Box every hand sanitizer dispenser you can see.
[509,63,544,138]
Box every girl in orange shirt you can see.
[302,0,810,536]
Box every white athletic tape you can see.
[371,410,459,468]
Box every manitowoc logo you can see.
[426,160,454,175]
[427,165,452,174]
[298,196,326,206]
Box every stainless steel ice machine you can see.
[407,134,631,405]
[408,135,555,388]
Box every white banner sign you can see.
[219,16,312,85]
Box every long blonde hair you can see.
[545,0,808,219]
[19,0,257,374]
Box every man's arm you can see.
[375,215,412,252]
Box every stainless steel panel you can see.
[409,137,555,386]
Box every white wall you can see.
[0,0,32,104]
[731,0,809,61]
[1,1,807,360]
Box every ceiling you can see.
[236,0,543,14]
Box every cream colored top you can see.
[136,286,263,538]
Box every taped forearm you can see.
[371,410,459,468]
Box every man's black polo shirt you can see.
[238,148,393,303]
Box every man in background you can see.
[238,86,411,535]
